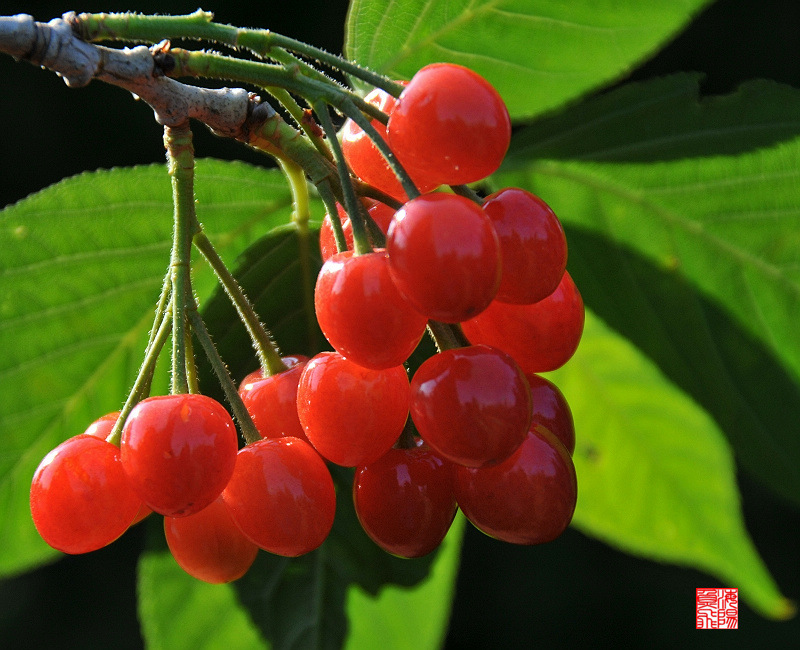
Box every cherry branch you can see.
[0,14,254,131]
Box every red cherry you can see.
[30,434,143,554]
[454,424,577,545]
[527,374,575,455]
[83,410,121,440]
[297,352,411,466]
[461,271,585,373]
[319,201,395,262]
[84,411,153,524]
[341,86,438,201]
[482,188,568,304]
[222,437,336,556]
[164,496,258,583]
[387,63,511,186]
[314,249,428,369]
[121,394,239,517]
[353,444,457,558]
[410,345,531,468]
[387,193,501,323]
[239,355,311,444]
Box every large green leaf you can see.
[497,75,800,505]
[508,73,800,162]
[344,0,713,119]
[0,160,295,578]
[548,310,793,619]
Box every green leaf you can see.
[344,514,464,649]
[0,160,295,578]
[344,0,713,119]
[548,310,794,620]
[497,75,800,505]
[508,73,800,161]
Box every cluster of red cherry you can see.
[29,62,582,584]
[310,62,582,558]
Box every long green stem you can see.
[314,100,371,255]
[164,123,198,395]
[279,158,320,352]
[265,86,331,159]
[338,97,421,201]
[316,179,348,254]
[138,272,173,399]
[73,11,406,96]
[157,46,386,124]
[188,306,261,444]
[106,297,173,446]
[245,101,338,191]
[184,328,200,394]
[192,231,287,376]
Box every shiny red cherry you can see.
[461,271,585,373]
[297,352,411,466]
[314,249,428,369]
[387,63,511,186]
[527,373,575,455]
[353,444,457,558]
[164,496,259,583]
[454,423,577,545]
[341,86,438,201]
[222,437,336,556]
[120,393,238,517]
[410,345,531,468]
[482,187,568,304]
[239,355,311,444]
[30,434,143,554]
[387,193,501,323]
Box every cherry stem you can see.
[73,11,405,98]
[279,157,320,354]
[245,100,340,197]
[184,328,200,394]
[314,100,372,256]
[338,98,421,201]
[317,179,348,254]
[164,122,198,396]
[396,417,420,450]
[137,270,173,400]
[192,231,288,377]
[426,321,470,352]
[265,86,331,160]
[106,296,174,446]
[450,184,484,204]
[153,45,387,125]
[187,306,261,445]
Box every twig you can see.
[0,14,250,131]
